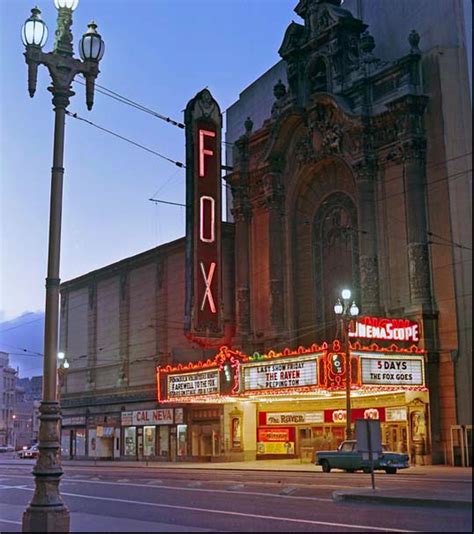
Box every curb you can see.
[332,490,472,509]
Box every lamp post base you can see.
[22,505,70,533]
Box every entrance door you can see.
[383,424,408,453]
[170,433,176,462]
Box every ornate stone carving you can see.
[409,29,421,54]
[271,79,289,118]
[359,255,380,313]
[401,137,427,162]
[262,172,285,211]
[408,243,431,304]
[231,195,252,222]
[295,134,317,167]
[311,103,344,154]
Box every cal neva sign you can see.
[184,89,223,338]
[348,316,420,343]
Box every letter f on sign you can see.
[200,261,217,313]
[199,129,216,177]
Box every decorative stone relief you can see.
[359,255,380,313]
[408,243,431,304]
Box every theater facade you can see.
[59,0,471,466]
[156,315,430,464]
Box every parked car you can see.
[315,440,409,474]
[17,444,39,459]
[0,445,15,453]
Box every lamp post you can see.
[21,2,104,531]
[334,289,359,440]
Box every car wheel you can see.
[346,469,355,473]
[385,467,397,474]
[362,466,371,474]
[321,460,331,473]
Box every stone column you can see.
[388,95,432,308]
[402,137,432,307]
[354,160,380,315]
[263,168,286,340]
[231,134,252,348]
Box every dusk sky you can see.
[1,0,297,324]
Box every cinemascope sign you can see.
[348,316,420,343]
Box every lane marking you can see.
[0,474,332,503]
[4,485,415,532]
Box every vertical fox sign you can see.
[185,89,223,339]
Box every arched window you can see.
[313,192,360,341]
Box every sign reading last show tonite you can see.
[242,354,321,392]
[358,353,425,386]
[184,89,222,337]
[168,370,220,398]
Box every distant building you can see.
[0,352,17,447]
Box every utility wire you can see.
[75,77,185,129]
[66,110,185,169]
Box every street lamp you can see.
[21,2,104,532]
[334,289,360,440]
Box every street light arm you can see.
[25,48,100,110]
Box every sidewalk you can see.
[59,457,472,477]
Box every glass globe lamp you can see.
[21,7,48,48]
[79,21,105,61]
[54,0,79,10]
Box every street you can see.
[0,459,471,532]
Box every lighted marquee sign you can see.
[348,316,420,343]
[356,352,425,386]
[242,354,321,393]
[167,369,220,398]
[184,89,222,337]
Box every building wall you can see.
[60,227,236,406]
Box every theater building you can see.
[59,0,471,465]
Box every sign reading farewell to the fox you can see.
[184,89,223,338]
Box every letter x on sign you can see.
[200,261,217,313]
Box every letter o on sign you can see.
[200,196,215,243]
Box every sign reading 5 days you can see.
[168,370,220,398]
[359,354,424,386]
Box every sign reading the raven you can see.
[184,89,222,338]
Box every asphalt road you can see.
[0,461,472,532]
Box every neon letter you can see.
[200,196,215,243]
[199,129,216,177]
[200,261,217,313]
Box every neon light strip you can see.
[200,261,217,313]
[199,196,215,243]
[199,129,216,177]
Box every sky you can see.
[0,0,298,323]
